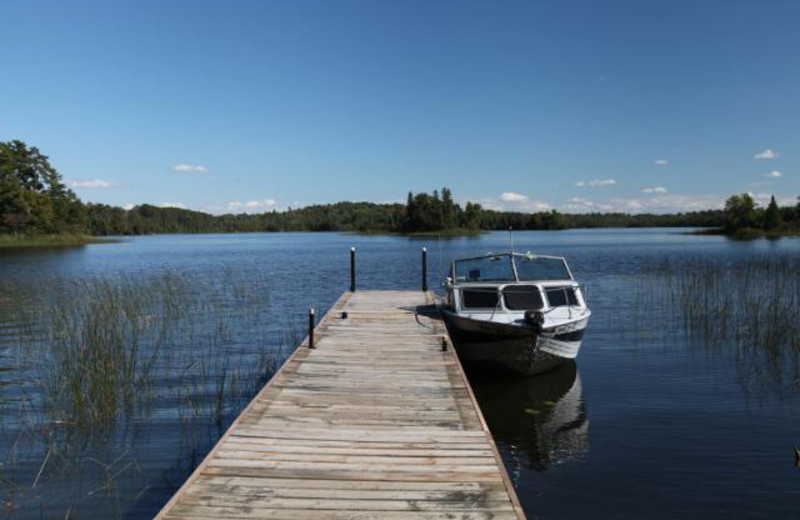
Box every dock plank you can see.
[156,291,524,519]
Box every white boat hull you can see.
[442,310,590,376]
[537,317,590,359]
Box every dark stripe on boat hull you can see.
[442,310,568,376]
[550,328,586,342]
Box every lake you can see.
[0,229,798,518]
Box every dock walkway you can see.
[157,290,525,519]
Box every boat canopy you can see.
[453,253,572,283]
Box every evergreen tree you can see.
[0,140,84,234]
[763,195,781,231]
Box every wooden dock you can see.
[157,290,525,519]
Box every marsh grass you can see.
[0,270,295,517]
[637,256,800,395]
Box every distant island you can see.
[1,140,799,246]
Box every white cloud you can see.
[574,179,617,187]
[642,186,668,194]
[754,149,778,160]
[608,194,725,213]
[752,193,795,206]
[559,193,728,214]
[227,199,278,213]
[500,192,529,202]
[561,197,595,212]
[654,159,668,166]
[473,195,551,213]
[70,179,117,189]
[764,170,782,178]
[160,202,186,209]
[123,203,135,210]
[172,164,208,173]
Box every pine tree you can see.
[764,195,781,231]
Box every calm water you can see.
[0,229,798,518]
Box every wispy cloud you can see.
[642,186,668,194]
[559,193,728,214]
[754,149,778,160]
[172,164,208,173]
[764,170,782,178]
[574,179,617,188]
[160,202,186,209]
[609,194,724,213]
[654,159,668,166]
[750,193,795,206]
[561,190,799,215]
[473,194,551,213]
[500,192,529,202]
[227,199,278,213]
[70,179,117,189]
[561,197,597,212]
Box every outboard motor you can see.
[524,310,545,332]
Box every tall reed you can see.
[637,256,800,394]
[0,270,292,517]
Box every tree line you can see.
[3,140,800,237]
[722,193,800,237]
[0,141,86,235]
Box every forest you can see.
[2,140,800,238]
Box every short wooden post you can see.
[421,246,428,292]
[350,247,356,292]
[308,308,315,349]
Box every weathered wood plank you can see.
[177,494,515,511]
[165,506,519,520]
[156,290,524,519]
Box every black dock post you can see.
[350,247,356,292]
[422,246,428,292]
[308,308,315,348]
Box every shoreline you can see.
[689,227,800,239]
[0,234,118,249]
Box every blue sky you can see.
[2,0,798,214]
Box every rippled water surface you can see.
[0,230,798,518]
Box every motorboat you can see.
[441,251,590,376]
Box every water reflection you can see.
[1,231,799,518]
[470,361,588,477]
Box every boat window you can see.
[514,256,572,281]
[503,286,544,311]
[454,256,515,282]
[546,287,579,307]
[462,288,500,309]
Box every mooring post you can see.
[421,246,428,292]
[350,247,356,292]
[308,307,315,349]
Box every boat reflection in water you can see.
[469,359,588,478]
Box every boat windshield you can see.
[454,256,515,282]
[513,255,572,281]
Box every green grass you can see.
[0,233,116,248]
